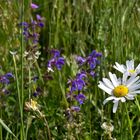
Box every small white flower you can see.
[113,60,140,76]
[98,72,140,113]
[47,67,54,72]
[101,122,114,132]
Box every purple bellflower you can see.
[70,71,86,92]
[0,73,14,85]
[47,49,65,71]
[75,93,86,105]
[87,50,102,70]
[31,3,39,9]
[71,106,80,112]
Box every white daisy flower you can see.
[98,72,140,113]
[113,60,140,76]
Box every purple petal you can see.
[31,3,39,9]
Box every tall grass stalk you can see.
[0,109,3,140]
[12,53,24,139]
[20,0,25,139]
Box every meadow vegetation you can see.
[0,0,140,140]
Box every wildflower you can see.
[76,50,102,70]
[32,76,39,82]
[36,14,44,27]
[87,50,102,69]
[75,93,86,104]
[71,106,80,112]
[25,99,39,111]
[76,56,86,65]
[98,72,140,113]
[47,67,54,72]
[101,122,114,132]
[70,72,86,92]
[113,60,140,76]
[47,49,65,70]
[31,3,39,9]
[2,89,10,95]
[0,73,14,85]
[101,122,114,140]
[33,87,42,97]
[89,71,95,77]
[51,49,60,57]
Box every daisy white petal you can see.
[122,73,128,84]
[98,81,112,95]
[129,90,140,94]
[102,78,114,89]
[136,64,140,74]
[126,76,139,87]
[126,94,135,99]
[120,97,126,102]
[109,72,119,87]
[129,83,140,91]
[113,62,126,73]
[126,60,134,70]
[113,101,119,113]
[103,96,116,105]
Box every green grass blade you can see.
[0,118,17,139]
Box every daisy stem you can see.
[124,103,133,140]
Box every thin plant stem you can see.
[35,61,44,85]
[135,97,140,112]
[28,62,31,99]
[0,109,2,140]
[124,103,133,140]
[12,54,24,139]
[58,71,68,108]
[43,117,52,140]
[37,110,51,140]
[20,0,25,139]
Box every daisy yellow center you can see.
[113,85,128,97]
[129,69,135,74]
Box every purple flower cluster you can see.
[47,49,65,71]
[20,4,44,61]
[66,50,102,112]
[33,87,42,97]
[67,72,87,112]
[21,15,44,45]
[70,72,86,92]
[0,73,14,85]
[76,50,102,77]
[0,72,14,95]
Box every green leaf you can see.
[0,118,17,139]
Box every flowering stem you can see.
[124,103,133,140]
[37,110,51,140]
